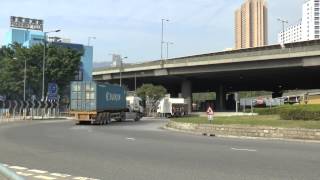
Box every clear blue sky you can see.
[0,0,303,63]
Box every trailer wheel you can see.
[106,113,111,124]
[134,114,141,122]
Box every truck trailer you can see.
[70,81,143,125]
[157,96,188,118]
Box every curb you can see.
[164,123,320,144]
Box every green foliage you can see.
[0,43,82,100]
[193,92,216,103]
[136,84,167,114]
[136,84,167,103]
[253,105,320,121]
[238,91,272,98]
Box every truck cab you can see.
[126,96,144,121]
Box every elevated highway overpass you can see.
[93,40,320,111]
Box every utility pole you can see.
[24,58,27,101]
[120,56,128,87]
[165,42,174,60]
[277,18,288,45]
[42,30,61,101]
[161,19,169,60]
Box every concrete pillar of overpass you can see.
[216,85,227,112]
[181,80,192,113]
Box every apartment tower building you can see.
[235,0,268,49]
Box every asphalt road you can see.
[0,118,320,180]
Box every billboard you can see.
[10,16,44,31]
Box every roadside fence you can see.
[0,100,60,123]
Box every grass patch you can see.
[172,115,320,129]
[251,104,320,115]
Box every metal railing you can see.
[0,164,24,180]
[0,100,60,123]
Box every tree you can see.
[136,84,167,116]
[0,43,83,100]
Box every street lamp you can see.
[161,19,169,60]
[277,18,288,46]
[42,29,61,101]
[13,57,27,101]
[88,36,96,46]
[165,41,174,60]
[119,56,128,87]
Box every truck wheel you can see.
[120,112,126,122]
[106,113,111,124]
[134,114,141,122]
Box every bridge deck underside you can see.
[102,66,320,94]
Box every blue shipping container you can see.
[70,81,126,112]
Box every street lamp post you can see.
[88,36,96,46]
[42,30,61,101]
[23,58,27,101]
[161,19,169,60]
[120,56,128,87]
[165,42,174,60]
[277,18,288,46]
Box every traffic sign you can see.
[48,83,58,101]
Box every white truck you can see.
[125,96,144,121]
[157,95,188,118]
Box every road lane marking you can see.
[16,172,33,176]
[34,175,57,180]
[73,177,92,180]
[50,173,71,178]
[231,148,257,152]
[6,163,100,180]
[126,137,136,141]
[28,169,48,174]
[9,166,28,170]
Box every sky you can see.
[0,0,304,63]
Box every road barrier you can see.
[0,99,60,122]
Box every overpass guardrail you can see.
[94,40,320,74]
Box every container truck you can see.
[70,81,144,125]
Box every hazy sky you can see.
[0,0,304,63]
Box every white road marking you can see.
[2,164,8,167]
[28,169,48,174]
[6,164,99,180]
[231,148,257,152]
[73,177,91,180]
[126,137,136,141]
[33,175,57,180]
[50,173,71,178]
[16,172,33,176]
[9,166,28,170]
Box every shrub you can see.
[252,105,320,121]
[280,108,320,121]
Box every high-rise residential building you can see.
[302,0,320,40]
[235,0,268,49]
[278,22,303,44]
[278,0,320,44]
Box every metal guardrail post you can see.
[0,164,25,180]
